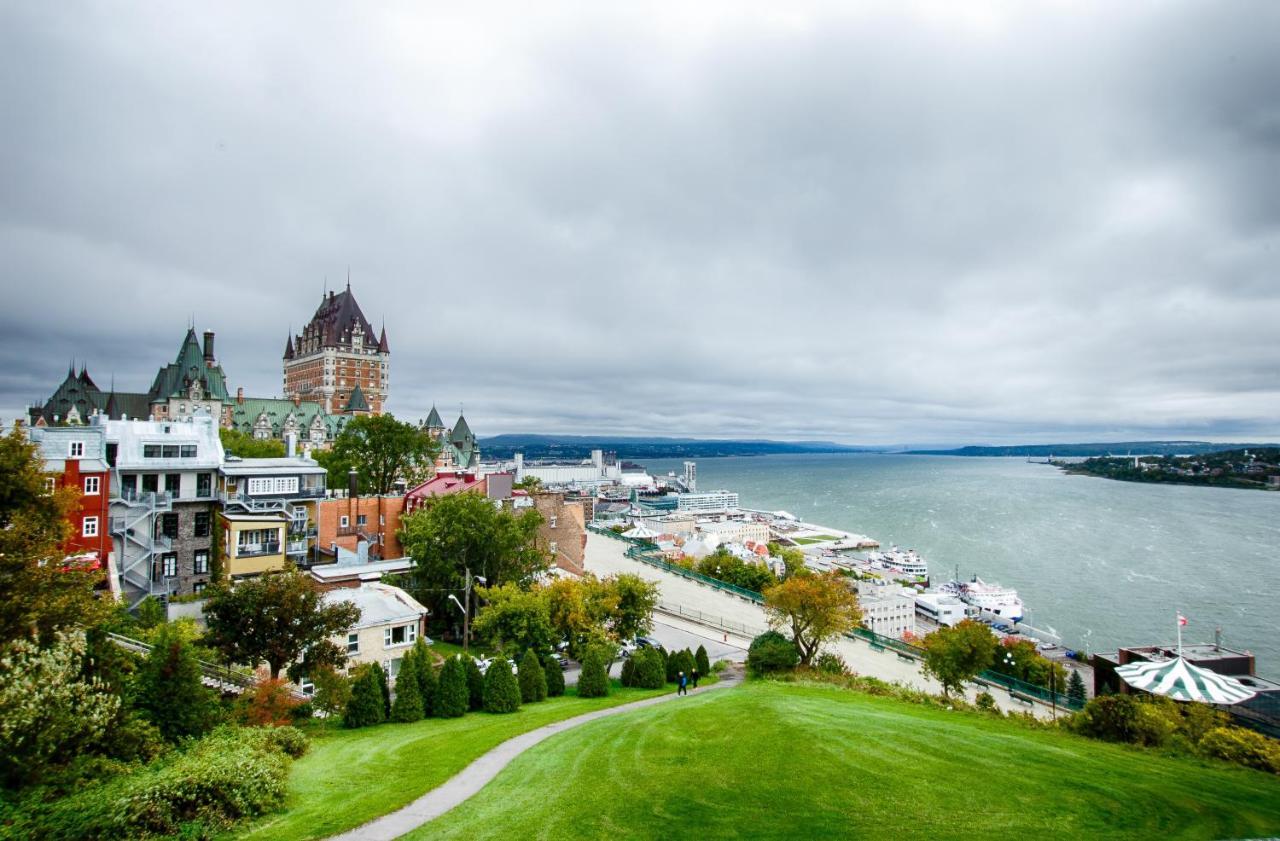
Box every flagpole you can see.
[1176,611,1183,658]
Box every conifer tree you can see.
[542,653,566,697]
[635,647,666,689]
[518,648,547,703]
[136,622,217,741]
[345,665,387,728]
[577,645,611,698]
[391,652,424,722]
[620,654,637,687]
[435,656,469,718]
[372,659,391,717]
[695,644,711,677]
[1067,669,1087,705]
[412,639,437,716]
[464,655,485,711]
[483,658,522,713]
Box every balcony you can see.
[287,539,309,554]
[235,542,281,558]
[118,488,173,509]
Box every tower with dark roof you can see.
[283,283,390,415]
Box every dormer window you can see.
[68,441,85,458]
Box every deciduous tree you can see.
[763,574,862,665]
[921,619,997,697]
[322,414,437,496]
[606,573,659,642]
[218,428,285,458]
[203,570,360,680]
[472,584,553,657]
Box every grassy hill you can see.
[410,681,1280,840]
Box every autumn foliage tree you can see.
[922,619,998,697]
[762,573,862,665]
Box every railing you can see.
[591,523,1084,711]
[657,601,767,637]
[104,632,307,697]
[236,542,281,558]
[118,489,172,508]
[286,539,309,554]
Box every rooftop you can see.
[322,581,428,629]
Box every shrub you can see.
[665,646,680,683]
[241,678,302,727]
[695,645,711,676]
[815,652,849,676]
[518,649,548,703]
[289,701,314,722]
[435,657,469,718]
[712,659,730,673]
[1069,694,1141,743]
[411,639,437,716]
[633,647,666,689]
[483,658,522,713]
[312,667,352,718]
[1199,726,1280,774]
[372,660,391,718]
[264,725,309,758]
[619,655,638,687]
[747,631,799,676]
[102,714,168,764]
[391,653,425,722]
[542,654,566,697]
[136,623,218,742]
[344,665,387,728]
[464,656,486,711]
[975,692,998,712]
[672,649,696,684]
[577,646,611,698]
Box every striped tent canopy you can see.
[1115,657,1257,705]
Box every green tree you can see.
[464,655,486,711]
[410,638,437,716]
[619,655,637,687]
[0,426,106,645]
[545,576,617,661]
[219,428,285,458]
[435,656,469,718]
[577,645,611,698]
[633,647,666,689]
[763,573,862,665]
[672,649,696,683]
[483,658,522,713]
[203,570,360,680]
[747,631,799,676]
[518,648,548,703]
[312,666,352,718]
[391,651,424,722]
[695,548,778,592]
[401,492,548,624]
[135,596,166,629]
[136,622,218,741]
[606,573,659,642]
[0,630,121,787]
[372,659,391,717]
[1067,669,1086,705]
[473,584,553,657]
[542,654,566,697]
[921,619,998,697]
[345,664,386,728]
[695,644,711,677]
[324,414,437,495]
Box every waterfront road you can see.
[584,533,1055,720]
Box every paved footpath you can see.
[327,670,743,841]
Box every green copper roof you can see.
[425,405,444,428]
[345,384,370,413]
[450,413,473,444]
[148,328,231,403]
[228,397,349,440]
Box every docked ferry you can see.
[865,547,929,581]
[940,576,1025,623]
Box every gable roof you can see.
[147,328,230,403]
[228,397,350,440]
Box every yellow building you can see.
[217,453,327,579]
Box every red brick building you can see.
[317,495,406,560]
[27,423,114,578]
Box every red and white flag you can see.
[1178,614,1188,626]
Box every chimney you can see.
[203,331,215,364]
[293,392,301,407]
[236,387,244,405]
[348,467,359,499]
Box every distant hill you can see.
[478,434,874,460]
[907,441,1280,458]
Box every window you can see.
[161,554,177,578]
[193,511,210,538]
[83,516,99,538]
[549,541,558,555]
[196,473,211,497]
[356,514,367,527]
[248,476,298,495]
[549,515,557,529]
[383,623,416,648]
[347,633,360,654]
[165,474,180,493]
[68,441,85,458]
[84,476,100,495]
[44,477,57,493]
[193,582,206,595]
[340,515,349,528]
[160,513,179,539]
[193,550,209,575]
[105,442,117,467]
[142,474,158,493]
[121,474,136,494]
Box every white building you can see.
[322,582,430,683]
[915,592,968,627]
[504,449,623,486]
[676,491,740,513]
[858,581,917,640]
[698,519,771,546]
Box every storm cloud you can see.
[2,1,1278,445]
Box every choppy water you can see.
[643,454,1280,679]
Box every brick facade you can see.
[317,495,406,560]
[532,492,586,575]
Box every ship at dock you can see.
[863,547,929,582]
[939,576,1025,623]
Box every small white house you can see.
[323,582,430,683]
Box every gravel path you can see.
[327,670,743,841]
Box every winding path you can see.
[327,671,743,841]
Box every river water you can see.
[642,454,1280,679]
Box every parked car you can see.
[618,640,640,658]
[635,637,664,651]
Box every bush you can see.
[633,647,666,689]
[577,646,611,698]
[657,647,670,682]
[390,653,425,722]
[464,656,486,711]
[264,725,309,758]
[290,701,315,722]
[1069,694,1141,743]
[435,657,469,718]
[102,714,168,764]
[543,655,566,697]
[136,623,219,742]
[619,655,638,687]
[312,667,352,718]
[671,649,696,684]
[241,678,302,727]
[1199,726,1280,774]
[815,652,849,676]
[747,631,799,677]
[518,649,547,703]
[483,658,522,713]
[712,659,730,673]
[344,665,387,729]
[695,645,711,676]
[975,692,997,712]
[411,639,437,716]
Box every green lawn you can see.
[231,682,668,840]
[411,681,1280,841]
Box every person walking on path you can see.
[691,668,700,688]
[677,671,688,696]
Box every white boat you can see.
[865,547,928,580]
[939,576,1025,622]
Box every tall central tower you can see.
[283,283,389,415]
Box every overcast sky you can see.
[2,2,1278,446]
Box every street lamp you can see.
[456,569,486,654]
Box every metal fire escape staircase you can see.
[109,484,173,608]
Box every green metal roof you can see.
[147,328,231,403]
[344,384,370,413]
[228,397,349,439]
[425,405,444,429]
